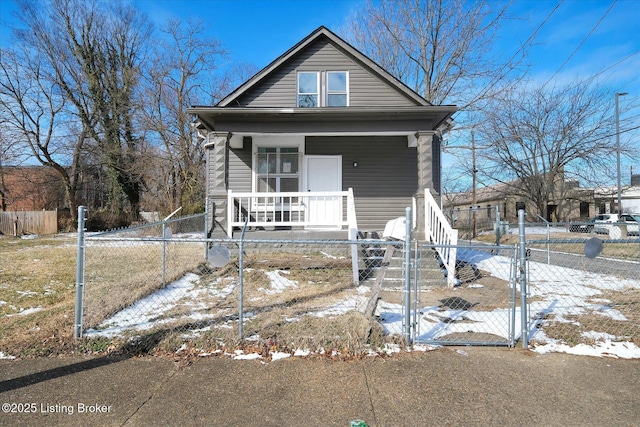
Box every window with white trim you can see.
[297,72,319,108]
[327,71,348,106]
[256,147,300,193]
[297,71,348,107]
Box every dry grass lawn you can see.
[0,236,77,356]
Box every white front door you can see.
[305,155,342,228]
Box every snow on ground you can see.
[260,270,297,294]
[333,246,639,359]
[78,243,640,359]
[85,273,236,337]
[4,306,43,317]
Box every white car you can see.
[594,213,640,237]
[619,214,640,236]
[593,214,619,234]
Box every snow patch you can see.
[5,306,43,317]
[260,270,297,294]
[532,340,640,359]
[270,351,292,361]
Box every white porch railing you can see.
[424,189,459,287]
[227,189,357,234]
[228,188,360,284]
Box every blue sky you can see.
[1,0,639,183]
[3,0,638,85]
[134,0,640,89]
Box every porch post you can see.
[205,131,231,236]
[415,130,437,233]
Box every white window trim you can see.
[326,71,349,107]
[297,71,320,108]
[251,135,305,193]
[297,70,349,107]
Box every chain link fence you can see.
[77,207,408,354]
[78,213,208,338]
[525,236,640,349]
[412,243,520,346]
[74,208,640,355]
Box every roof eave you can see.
[188,105,458,132]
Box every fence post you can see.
[413,240,419,343]
[404,207,412,344]
[162,220,167,286]
[536,214,551,264]
[495,206,501,247]
[518,209,528,348]
[238,217,249,340]
[204,196,209,261]
[74,206,86,339]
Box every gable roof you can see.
[217,26,431,108]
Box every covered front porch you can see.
[227,188,358,239]
[220,188,459,288]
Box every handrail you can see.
[227,189,354,236]
[424,189,458,287]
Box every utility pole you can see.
[471,129,477,238]
[615,92,628,214]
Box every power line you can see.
[542,1,617,89]
[469,1,564,107]
[575,50,639,86]
[473,124,640,167]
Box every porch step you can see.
[357,231,447,288]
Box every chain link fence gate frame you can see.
[410,242,521,347]
[523,219,640,351]
[74,206,209,340]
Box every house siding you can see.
[306,136,417,231]
[228,143,253,192]
[235,37,417,108]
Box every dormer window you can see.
[297,71,348,107]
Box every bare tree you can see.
[11,0,152,220]
[141,17,226,215]
[0,45,86,221]
[344,0,522,107]
[476,79,638,219]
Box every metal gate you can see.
[411,243,522,346]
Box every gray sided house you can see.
[189,26,457,237]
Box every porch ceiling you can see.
[188,106,457,135]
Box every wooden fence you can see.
[0,210,58,235]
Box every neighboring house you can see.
[0,166,67,211]
[189,26,457,237]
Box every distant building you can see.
[445,172,640,229]
[0,166,67,211]
[594,185,640,215]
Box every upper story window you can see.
[327,71,347,106]
[297,72,319,107]
[297,71,348,107]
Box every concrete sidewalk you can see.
[1,347,638,426]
